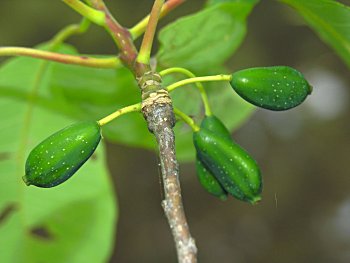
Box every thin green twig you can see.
[160,67,212,116]
[137,0,165,64]
[130,0,186,40]
[62,0,106,26]
[166,74,232,92]
[0,47,121,68]
[173,107,199,132]
[98,103,142,126]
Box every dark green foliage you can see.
[230,66,312,110]
[23,121,101,188]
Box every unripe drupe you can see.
[230,66,312,111]
[194,116,262,204]
[195,115,231,200]
[23,121,101,188]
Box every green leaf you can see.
[48,49,155,149]
[0,43,255,162]
[48,45,254,161]
[0,48,116,263]
[279,0,350,69]
[50,44,255,161]
[157,0,259,71]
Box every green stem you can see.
[137,0,165,64]
[173,108,199,132]
[166,74,232,92]
[98,103,142,126]
[0,47,121,68]
[0,19,118,68]
[160,67,212,116]
[87,0,107,10]
[62,0,106,26]
[83,0,93,5]
[130,0,186,40]
[50,18,90,48]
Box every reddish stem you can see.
[137,0,164,64]
[161,0,186,17]
[0,47,119,68]
[86,1,135,68]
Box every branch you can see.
[0,47,121,68]
[139,72,197,263]
[63,0,139,70]
[67,1,197,261]
[87,0,141,71]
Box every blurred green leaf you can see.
[0,48,116,263]
[48,48,155,149]
[48,45,255,161]
[0,43,255,163]
[157,0,259,71]
[280,0,350,69]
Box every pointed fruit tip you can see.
[22,175,31,186]
[249,195,261,205]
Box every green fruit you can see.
[23,121,101,188]
[193,127,262,204]
[200,115,231,140]
[195,115,231,200]
[230,66,312,111]
[195,157,227,200]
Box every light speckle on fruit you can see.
[23,121,101,188]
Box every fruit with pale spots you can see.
[23,121,101,188]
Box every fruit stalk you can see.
[98,103,141,126]
[173,107,199,132]
[160,67,212,116]
[166,74,232,92]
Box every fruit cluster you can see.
[23,66,311,204]
[193,66,311,203]
[194,115,262,204]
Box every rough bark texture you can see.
[140,72,197,263]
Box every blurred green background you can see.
[1,0,349,262]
